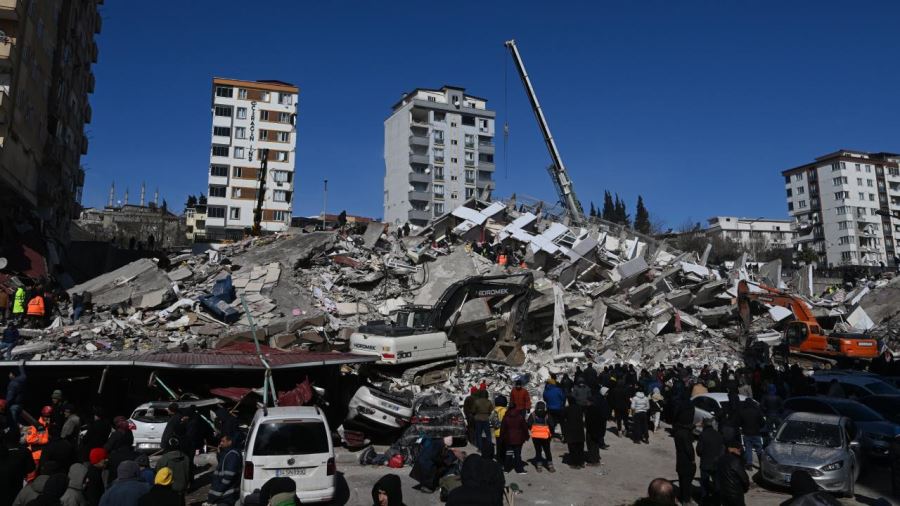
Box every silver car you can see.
[761,412,861,497]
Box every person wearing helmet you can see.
[24,406,54,481]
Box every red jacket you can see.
[510,387,531,412]
[500,408,530,446]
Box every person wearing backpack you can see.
[489,395,507,465]
[527,401,554,473]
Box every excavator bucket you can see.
[486,337,526,366]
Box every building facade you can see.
[384,86,495,228]
[782,150,900,267]
[706,216,795,250]
[0,0,102,244]
[205,78,298,239]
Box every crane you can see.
[505,39,586,226]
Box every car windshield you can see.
[131,409,168,424]
[252,420,329,456]
[832,402,884,422]
[864,381,897,396]
[776,420,842,448]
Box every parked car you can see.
[859,395,900,425]
[760,412,861,497]
[129,398,222,452]
[811,372,899,398]
[345,385,414,432]
[690,392,750,430]
[782,396,900,459]
[397,394,467,448]
[241,406,335,503]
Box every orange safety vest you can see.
[498,254,508,266]
[25,421,49,482]
[530,422,550,439]
[26,296,45,317]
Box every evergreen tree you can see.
[589,201,597,218]
[185,195,197,208]
[613,193,630,226]
[634,195,651,234]
[198,193,207,206]
[602,191,615,221]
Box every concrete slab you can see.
[167,267,193,282]
[67,258,172,307]
[362,221,385,249]
[335,302,369,317]
[759,259,782,288]
[245,281,264,293]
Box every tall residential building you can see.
[706,216,795,250]
[0,0,103,244]
[205,78,298,240]
[782,150,900,267]
[384,86,495,227]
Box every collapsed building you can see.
[1,198,895,443]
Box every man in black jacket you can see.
[673,399,696,505]
[608,380,630,438]
[446,454,504,506]
[563,397,586,469]
[696,418,724,503]
[715,441,749,506]
[737,398,765,470]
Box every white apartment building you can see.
[782,150,900,267]
[706,216,795,250]
[384,86,496,228]
[205,78,298,239]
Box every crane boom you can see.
[505,39,585,225]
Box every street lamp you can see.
[746,216,766,261]
[321,179,328,231]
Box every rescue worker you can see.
[509,380,532,415]
[26,292,46,328]
[12,286,26,323]
[26,406,54,481]
[490,395,507,465]
[527,401,554,472]
[208,433,242,506]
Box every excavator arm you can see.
[737,280,818,330]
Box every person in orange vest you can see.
[497,253,508,266]
[25,405,53,481]
[26,293,46,328]
[527,401,555,472]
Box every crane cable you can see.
[503,47,509,181]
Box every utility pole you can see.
[321,179,328,231]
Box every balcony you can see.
[409,171,430,183]
[409,153,429,165]
[478,161,495,172]
[476,179,494,190]
[409,190,431,202]
[478,142,495,155]
[409,209,431,222]
[409,134,428,147]
[410,119,430,129]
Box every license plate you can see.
[380,401,399,411]
[275,468,306,477]
[783,474,792,484]
[857,342,872,347]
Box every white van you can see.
[240,406,335,503]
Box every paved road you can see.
[183,425,895,505]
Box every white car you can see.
[690,392,751,430]
[241,406,335,503]
[346,385,414,431]
[129,398,222,452]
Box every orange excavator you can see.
[737,280,880,364]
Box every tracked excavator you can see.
[737,280,880,367]
[349,272,534,369]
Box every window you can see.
[259,129,269,140]
[434,202,445,214]
[834,191,849,200]
[212,145,229,157]
[433,130,444,144]
[871,208,878,216]
[234,146,245,159]
[434,166,444,180]
[260,110,270,121]
[273,210,288,222]
[855,163,861,172]
[232,167,243,178]
[831,163,840,172]
[841,251,854,262]
[867,179,874,187]
[890,168,899,177]
[434,148,444,162]
[866,164,872,173]
[434,112,445,122]
[841,162,847,170]
[251,421,329,456]
[838,236,852,245]
[207,206,225,218]
[274,151,288,162]
[232,187,247,198]
[838,221,851,230]
[238,88,248,100]
[229,207,240,220]
[479,119,489,132]
[278,112,291,123]
[465,187,475,199]
[798,200,806,208]
[214,105,232,117]
[832,176,847,186]
[236,107,247,119]
[450,122,457,127]
[462,116,475,126]
[434,184,444,196]
[465,169,475,183]
[210,165,228,177]
[836,206,849,215]
[786,188,792,197]
[209,186,226,198]
[796,186,804,194]
[213,126,231,137]
[234,127,246,139]
[272,171,291,183]
[465,151,475,165]
[788,202,794,211]
[215,86,233,98]
[451,157,458,163]
[450,175,458,181]
[273,190,290,202]
[280,94,293,105]
[857,178,864,185]
[450,139,458,145]
[427,96,437,102]
[465,134,474,148]
[859,192,866,200]
[450,191,458,199]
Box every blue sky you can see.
[82,1,900,230]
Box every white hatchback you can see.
[240,406,335,503]
[129,398,222,452]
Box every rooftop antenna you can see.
[107,182,115,208]
[139,182,146,207]
[123,187,129,206]
[154,187,159,206]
